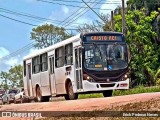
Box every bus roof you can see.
[80,31,124,36]
[23,34,81,60]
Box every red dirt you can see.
[0,92,160,120]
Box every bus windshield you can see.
[84,44,128,71]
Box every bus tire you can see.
[36,87,50,102]
[36,86,43,102]
[64,81,78,100]
[103,90,113,97]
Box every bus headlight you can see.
[83,74,95,82]
[122,73,129,80]
[86,76,90,80]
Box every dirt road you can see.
[0,92,160,120]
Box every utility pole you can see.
[122,0,125,35]
[111,11,114,31]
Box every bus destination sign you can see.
[85,35,123,41]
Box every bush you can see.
[156,79,160,86]
[155,69,160,85]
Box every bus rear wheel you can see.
[103,90,113,97]
[65,81,78,100]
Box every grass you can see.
[78,86,160,99]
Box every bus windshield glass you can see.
[84,44,128,71]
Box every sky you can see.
[0,0,128,73]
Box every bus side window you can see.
[79,48,81,67]
[28,64,31,79]
[32,56,40,74]
[23,61,26,76]
[65,43,73,65]
[55,47,64,67]
[40,53,48,72]
[75,49,78,68]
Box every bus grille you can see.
[100,83,115,88]
[94,78,121,83]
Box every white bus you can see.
[23,31,130,102]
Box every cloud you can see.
[28,48,39,54]
[74,17,92,26]
[39,6,70,26]
[0,47,22,72]
[23,48,39,59]
[0,47,9,58]
[62,6,69,14]
[5,57,19,66]
[100,0,120,14]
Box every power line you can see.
[0,14,37,26]
[81,0,113,31]
[0,42,34,60]
[0,7,85,26]
[60,0,94,26]
[62,0,104,28]
[36,0,114,10]
[0,0,104,60]
[50,0,96,42]
[0,13,78,31]
[49,0,121,4]
[81,0,105,22]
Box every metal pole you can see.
[122,0,125,35]
[111,11,114,31]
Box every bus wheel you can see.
[103,90,113,97]
[65,82,78,100]
[36,87,50,102]
[36,86,42,102]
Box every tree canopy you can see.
[0,65,23,89]
[30,24,72,49]
[114,7,160,87]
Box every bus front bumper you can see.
[82,78,130,92]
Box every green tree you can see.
[8,65,23,88]
[0,65,23,88]
[127,0,160,13]
[127,0,160,45]
[31,24,72,49]
[114,8,159,86]
[0,71,9,89]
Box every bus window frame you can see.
[65,43,73,65]
[55,46,65,68]
[40,52,48,72]
[32,55,40,74]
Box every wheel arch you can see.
[35,84,41,96]
[65,78,71,94]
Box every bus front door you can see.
[49,56,56,95]
[74,47,83,91]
